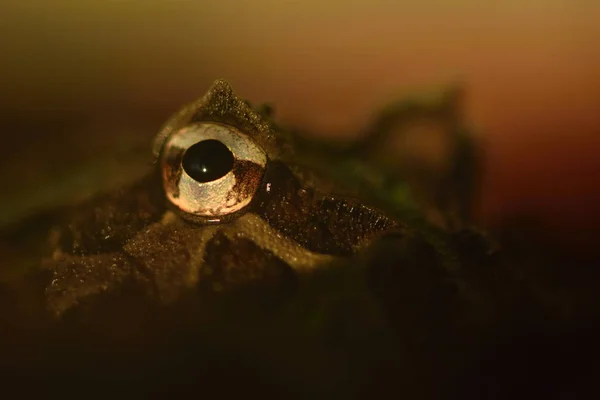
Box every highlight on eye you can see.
[159,122,267,221]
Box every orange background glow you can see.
[1,1,599,244]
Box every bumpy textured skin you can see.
[153,79,286,162]
[43,80,407,317]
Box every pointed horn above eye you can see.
[204,78,234,99]
[153,79,275,160]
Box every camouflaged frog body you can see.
[44,79,406,317]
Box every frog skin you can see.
[43,79,408,318]
[10,81,593,400]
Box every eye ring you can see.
[159,122,267,222]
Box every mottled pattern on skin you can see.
[122,218,209,304]
[54,173,165,256]
[44,253,136,317]
[199,231,298,307]
[252,160,403,256]
[43,79,407,317]
[229,213,337,270]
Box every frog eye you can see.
[159,122,267,222]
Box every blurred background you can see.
[1,0,599,250]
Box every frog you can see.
[5,79,594,400]
[41,79,418,320]
[23,81,490,397]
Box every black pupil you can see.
[182,139,234,183]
